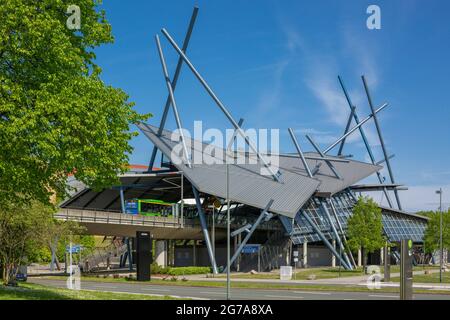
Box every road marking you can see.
[293,291,331,295]
[368,294,397,299]
[264,295,303,299]
[199,291,225,295]
[141,288,170,292]
[91,285,118,289]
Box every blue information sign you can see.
[66,245,83,253]
[242,244,260,254]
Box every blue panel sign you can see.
[125,200,139,214]
[66,245,83,253]
[242,244,260,254]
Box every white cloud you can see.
[277,21,384,152]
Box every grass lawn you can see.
[224,267,363,280]
[215,265,437,280]
[392,271,450,284]
[35,275,450,296]
[0,282,185,300]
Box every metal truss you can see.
[144,6,405,272]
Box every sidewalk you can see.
[180,269,450,290]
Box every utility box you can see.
[280,266,293,280]
[400,239,413,300]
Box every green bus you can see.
[125,198,176,217]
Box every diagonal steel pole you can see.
[155,35,192,168]
[223,199,274,273]
[337,106,355,156]
[193,187,218,274]
[322,103,388,154]
[337,76,393,208]
[362,76,402,210]
[226,118,244,151]
[328,198,357,268]
[300,209,351,270]
[161,28,280,182]
[288,128,313,178]
[148,7,199,171]
[320,201,352,269]
[306,135,342,179]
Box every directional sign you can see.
[242,244,260,254]
[66,245,83,253]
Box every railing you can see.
[55,209,195,229]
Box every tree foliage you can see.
[0,201,81,284]
[0,0,149,208]
[347,196,385,256]
[423,209,450,253]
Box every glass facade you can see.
[280,190,427,245]
[381,210,426,242]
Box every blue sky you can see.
[93,0,450,211]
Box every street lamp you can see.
[436,188,443,283]
[226,164,231,300]
[208,205,216,271]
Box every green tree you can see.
[423,209,450,254]
[0,0,149,208]
[347,196,385,269]
[0,201,80,284]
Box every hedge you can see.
[150,264,211,276]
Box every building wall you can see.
[174,244,338,269]
[296,245,333,267]
[174,246,227,268]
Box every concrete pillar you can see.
[358,248,362,267]
[155,240,168,268]
[303,241,308,268]
[380,247,384,265]
[332,240,336,267]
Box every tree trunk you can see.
[362,247,367,273]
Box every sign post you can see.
[293,250,299,280]
[384,242,390,282]
[400,239,413,300]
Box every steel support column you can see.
[362,76,402,210]
[223,200,274,273]
[329,198,357,268]
[148,6,199,170]
[306,135,342,179]
[300,210,351,270]
[192,187,218,274]
[288,128,313,178]
[337,106,355,156]
[337,76,393,208]
[320,202,352,269]
[226,118,244,151]
[322,102,389,154]
[161,28,280,182]
[155,35,191,167]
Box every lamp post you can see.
[226,164,231,300]
[436,188,443,283]
[208,205,216,273]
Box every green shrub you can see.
[166,266,211,276]
[150,264,211,275]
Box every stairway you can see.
[80,237,128,272]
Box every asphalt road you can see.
[29,278,450,300]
